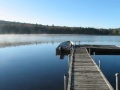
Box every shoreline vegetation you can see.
[0,20,120,35]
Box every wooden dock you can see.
[67,47,114,90]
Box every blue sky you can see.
[0,0,120,28]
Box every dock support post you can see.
[88,48,91,54]
[93,52,95,61]
[79,41,80,45]
[99,60,101,69]
[68,55,70,67]
[64,74,68,90]
[115,73,119,90]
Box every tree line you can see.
[0,20,120,35]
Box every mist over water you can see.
[0,34,120,47]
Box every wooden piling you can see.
[115,73,119,90]
[88,48,91,54]
[99,60,101,69]
[64,74,68,90]
[93,51,96,61]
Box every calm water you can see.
[0,34,120,90]
[92,55,120,90]
[0,43,68,90]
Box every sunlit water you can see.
[0,34,120,90]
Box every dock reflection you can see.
[56,50,71,60]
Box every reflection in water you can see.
[56,51,68,60]
[0,43,68,90]
[0,41,54,48]
[60,54,65,59]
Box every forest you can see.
[0,20,120,35]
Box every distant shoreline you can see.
[0,34,120,36]
[0,20,120,35]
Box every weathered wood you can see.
[67,47,114,90]
[115,73,119,90]
[64,74,68,90]
[77,45,120,55]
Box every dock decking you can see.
[67,47,114,90]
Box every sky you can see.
[0,0,120,28]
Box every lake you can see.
[0,34,120,90]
